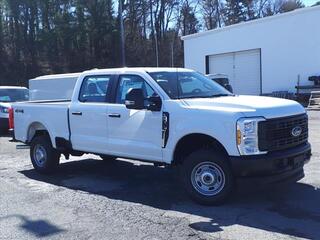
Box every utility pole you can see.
[149,0,159,67]
[171,42,174,67]
[216,0,221,28]
[171,32,175,67]
[119,0,126,67]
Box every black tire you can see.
[181,149,234,205]
[100,155,117,162]
[30,135,60,174]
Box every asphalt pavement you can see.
[0,111,319,240]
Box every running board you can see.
[16,145,30,150]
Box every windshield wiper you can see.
[179,93,235,99]
[207,94,234,98]
[180,96,205,99]
[181,94,233,99]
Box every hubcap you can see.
[201,172,215,185]
[191,162,226,196]
[33,144,47,167]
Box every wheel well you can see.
[27,122,49,143]
[172,134,229,165]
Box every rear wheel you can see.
[181,149,234,205]
[30,135,60,174]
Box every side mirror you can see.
[125,88,162,111]
[125,88,145,110]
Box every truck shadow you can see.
[20,158,320,239]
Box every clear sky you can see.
[302,0,319,6]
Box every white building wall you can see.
[182,6,320,94]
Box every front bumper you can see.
[230,142,311,184]
[0,117,9,130]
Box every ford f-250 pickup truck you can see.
[11,68,311,205]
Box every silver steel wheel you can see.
[33,144,47,167]
[191,161,226,196]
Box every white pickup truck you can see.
[11,68,311,205]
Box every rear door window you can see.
[79,76,111,103]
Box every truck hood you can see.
[181,95,305,119]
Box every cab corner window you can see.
[79,76,111,103]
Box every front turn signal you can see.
[236,128,242,145]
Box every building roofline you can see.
[181,5,320,41]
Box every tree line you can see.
[0,0,309,86]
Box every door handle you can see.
[108,113,121,118]
[72,111,82,116]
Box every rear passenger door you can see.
[70,75,112,154]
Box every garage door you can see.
[208,49,261,95]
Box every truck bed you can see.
[12,100,71,146]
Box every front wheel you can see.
[30,135,60,174]
[181,149,234,205]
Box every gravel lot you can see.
[0,111,319,240]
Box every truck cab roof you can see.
[81,67,194,75]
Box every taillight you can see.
[9,107,14,129]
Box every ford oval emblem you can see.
[291,126,302,137]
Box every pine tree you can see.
[224,0,246,25]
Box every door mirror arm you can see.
[146,96,162,111]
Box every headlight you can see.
[236,117,266,155]
[0,106,9,113]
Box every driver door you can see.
[107,74,163,162]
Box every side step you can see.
[16,145,30,150]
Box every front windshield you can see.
[148,71,232,99]
[0,89,29,102]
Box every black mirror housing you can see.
[125,88,145,110]
[125,88,162,111]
